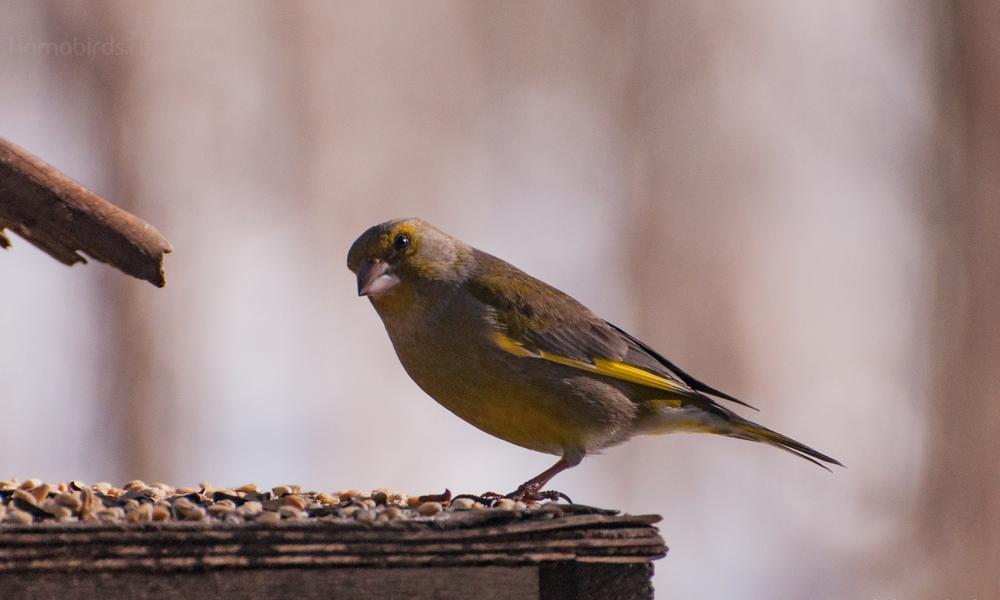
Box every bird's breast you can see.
[371,291,635,456]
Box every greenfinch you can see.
[348,218,840,500]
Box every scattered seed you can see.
[53,508,74,521]
[371,488,406,505]
[80,488,101,514]
[29,483,52,503]
[278,506,305,520]
[337,489,362,501]
[126,503,153,523]
[173,497,196,509]
[262,498,284,511]
[98,507,125,524]
[417,489,452,503]
[222,512,244,524]
[450,497,478,510]
[237,501,263,516]
[12,489,37,506]
[493,498,517,510]
[212,491,243,505]
[146,486,170,500]
[283,495,308,510]
[256,510,282,525]
[316,493,340,506]
[208,501,236,517]
[19,478,41,491]
[4,509,33,525]
[0,480,566,526]
[179,505,207,521]
[417,502,442,516]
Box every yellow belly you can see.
[395,336,639,456]
[373,288,637,456]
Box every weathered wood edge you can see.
[0,511,668,573]
[0,136,172,287]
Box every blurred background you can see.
[1,1,998,598]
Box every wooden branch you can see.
[0,136,172,287]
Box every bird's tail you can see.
[725,417,843,471]
[638,402,842,469]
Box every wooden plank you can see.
[0,566,540,600]
[0,515,667,573]
[540,562,654,600]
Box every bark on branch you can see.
[0,136,172,287]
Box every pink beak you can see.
[356,259,401,297]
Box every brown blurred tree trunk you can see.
[42,2,162,483]
[916,2,1000,596]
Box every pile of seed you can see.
[0,479,538,526]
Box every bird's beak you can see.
[356,259,401,297]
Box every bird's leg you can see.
[506,455,577,504]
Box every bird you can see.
[347,218,841,501]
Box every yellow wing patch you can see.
[493,333,693,396]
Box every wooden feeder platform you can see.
[0,483,666,599]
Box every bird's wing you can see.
[603,321,757,410]
[465,252,703,399]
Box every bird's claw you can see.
[533,489,573,504]
[452,487,572,507]
[504,483,573,504]
[451,491,502,505]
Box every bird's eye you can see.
[392,233,410,251]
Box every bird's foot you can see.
[505,482,572,504]
[451,491,505,505]
[452,486,572,506]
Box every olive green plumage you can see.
[347,218,840,497]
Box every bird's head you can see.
[347,218,467,300]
